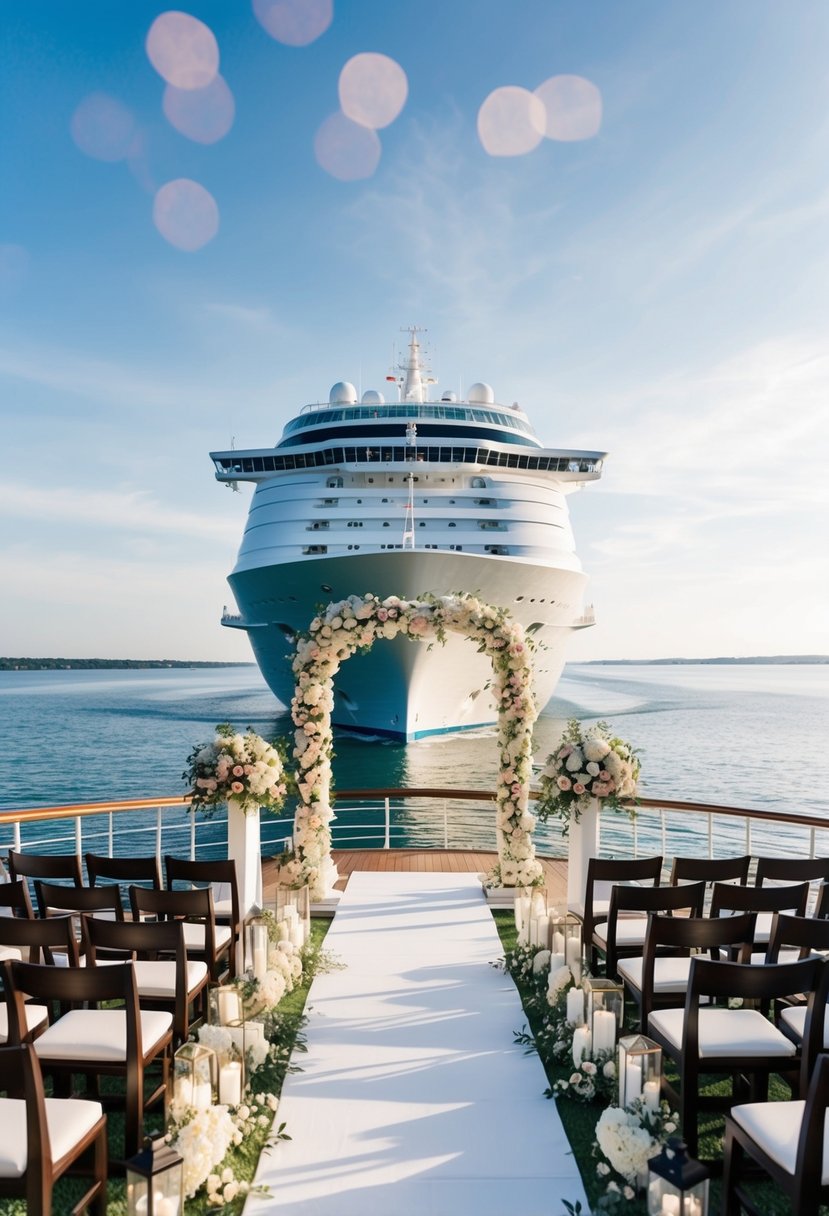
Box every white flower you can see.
[532,949,551,974]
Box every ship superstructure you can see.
[211,331,605,740]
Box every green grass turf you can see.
[0,919,330,1216]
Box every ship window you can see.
[381,498,388,503]
[448,522,456,528]
[303,545,328,554]
[327,477,343,488]
[515,595,524,602]
[321,584,332,592]
[382,522,389,527]
[418,522,425,527]
[367,478,374,483]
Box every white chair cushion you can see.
[731,1099,829,1183]
[618,956,693,994]
[648,1007,798,1058]
[0,946,22,962]
[34,1008,173,1062]
[0,1096,103,1177]
[780,1004,829,1049]
[594,917,648,949]
[133,959,209,998]
[0,1003,50,1044]
[182,923,232,953]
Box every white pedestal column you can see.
[227,798,263,917]
[567,798,600,912]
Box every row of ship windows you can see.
[310,520,507,531]
[304,544,507,555]
[216,447,600,475]
[285,404,535,436]
[319,496,496,506]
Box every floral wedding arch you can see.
[276,592,545,900]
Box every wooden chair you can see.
[647,954,826,1158]
[723,1050,829,1216]
[84,916,208,1045]
[766,913,829,1052]
[86,852,162,912]
[580,856,662,972]
[2,957,173,1160]
[754,856,829,918]
[618,908,756,1032]
[0,1042,107,1216]
[7,851,83,888]
[0,878,34,920]
[130,884,232,984]
[669,854,751,889]
[0,917,80,1046]
[165,856,242,975]
[709,879,810,952]
[598,880,706,980]
[34,881,124,922]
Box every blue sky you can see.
[2,1,827,662]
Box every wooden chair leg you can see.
[91,1121,108,1216]
[721,1121,743,1216]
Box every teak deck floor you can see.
[263,850,567,904]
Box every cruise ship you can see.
[211,330,605,740]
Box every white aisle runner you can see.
[248,872,588,1216]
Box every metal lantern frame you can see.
[245,912,270,981]
[173,1041,215,1111]
[208,982,247,1106]
[585,976,624,1055]
[618,1033,662,1111]
[126,1135,184,1216]
[647,1137,710,1216]
[275,882,311,948]
[549,906,583,980]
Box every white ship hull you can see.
[226,550,590,739]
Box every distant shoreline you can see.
[0,659,256,671]
[2,655,826,672]
[582,655,828,666]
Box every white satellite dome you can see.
[361,389,385,405]
[330,381,358,404]
[440,391,457,402]
[467,381,495,404]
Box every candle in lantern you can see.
[572,1026,591,1066]
[624,1060,643,1106]
[644,1079,661,1112]
[290,924,305,948]
[547,952,565,978]
[217,990,241,1025]
[551,929,565,954]
[135,1197,178,1216]
[253,943,268,981]
[218,1061,243,1106]
[660,1197,680,1216]
[565,937,581,967]
[592,1009,616,1053]
[174,1076,211,1110]
[566,987,585,1026]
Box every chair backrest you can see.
[33,881,124,922]
[755,857,829,886]
[0,913,80,966]
[7,851,82,887]
[83,915,186,964]
[710,880,810,920]
[792,1053,829,1197]
[0,1043,55,1205]
[643,911,757,960]
[2,958,141,1049]
[669,855,751,887]
[0,879,34,920]
[165,855,240,928]
[766,913,829,963]
[685,955,828,1090]
[582,855,662,941]
[85,853,162,892]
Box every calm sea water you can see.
[2,663,827,858]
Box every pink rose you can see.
[233,765,244,777]
[377,608,388,621]
[557,776,572,790]
[573,782,586,795]
[231,781,244,794]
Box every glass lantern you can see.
[245,913,270,981]
[208,983,247,1105]
[550,906,584,981]
[275,883,311,948]
[126,1135,184,1216]
[647,1138,709,1216]
[585,977,624,1055]
[618,1034,662,1111]
[173,1041,215,1111]
[208,983,244,1028]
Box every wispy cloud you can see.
[202,301,293,336]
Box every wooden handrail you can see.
[1,789,828,836]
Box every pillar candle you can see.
[566,986,585,1026]
[253,943,268,981]
[565,937,581,967]
[551,929,565,954]
[660,1197,680,1216]
[624,1060,643,1106]
[547,953,565,979]
[135,1197,178,1216]
[643,1079,661,1112]
[218,1061,243,1106]
[217,989,241,1025]
[592,1009,616,1053]
[572,1026,591,1066]
[290,923,305,948]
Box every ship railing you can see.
[2,791,829,881]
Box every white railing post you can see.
[384,798,390,850]
[810,827,816,860]
[443,800,449,849]
[190,809,196,860]
[707,814,713,859]
[75,816,82,860]
[745,818,751,855]
[661,810,666,860]
[156,807,163,863]
[13,822,21,852]
[632,814,638,858]
[107,812,114,857]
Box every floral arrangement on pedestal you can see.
[184,722,288,815]
[535,718,640,827]
[280,591,544,900]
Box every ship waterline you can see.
[213,329,604,739]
